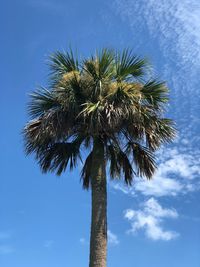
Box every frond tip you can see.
[28,87,59,119]
[48,49,79,84]
[115,49,148,80]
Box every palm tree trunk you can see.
[89,139,107,267]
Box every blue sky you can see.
[1,0,200,266]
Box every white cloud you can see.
[110,0,200,242]
[157,149,200,180]
[108,230,119,246]
[144,198,178,218]
[114,0,200,71]
[124,198,179,241]
[112,183,135,196]
[135,176,183,197]
[111,147,200,198]
[136,148,200,197]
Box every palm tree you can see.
[23,48,176,267]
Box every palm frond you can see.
[118,149,134,185]
[83,58,98,81]
[115,49,147,81]
[145,118,176,150]
[107,144,134,185]
[107,145,121,178]
[48,49,79,83]
[97,48,115,79]
[23,47,176,187]
[37,135,83,175]
[82,59,102,100]
[104,83,142,130]
[78,101,105,134]
[23,109,78,156]
[141,80,169,109]
[126,142,156,179]
[81,151,93,189]
[28,87,60,119]
[56,78,83,114]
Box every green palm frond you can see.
[83,58,98,80]
[83,49,114,81]
[97,48,115,79]
[28,87,60,119]
[82,59,102,101]
[126,142,156,179]
[141,80,169,109]
[23,47,176,187]
[49,49,79,83]
[115,49,147,81]
[56,80,82,114]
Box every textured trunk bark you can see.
[89,139,107,267]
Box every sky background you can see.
[1,0,200,266]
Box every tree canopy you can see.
[23,48,176,188]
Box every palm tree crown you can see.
[23,48,176,188]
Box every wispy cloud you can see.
[114,0,200,71]
[124,198,179,241]
[113,0,200,140]
[110,0,200,242]
[108,230,119,246]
